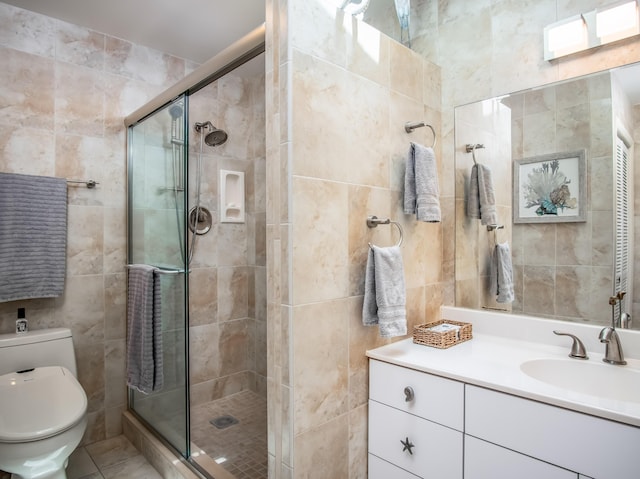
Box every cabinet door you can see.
[369,400,462,479]
[369,454,421,479]
[464,435,577,479]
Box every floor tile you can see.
[85,435,141,470]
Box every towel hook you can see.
[366,215,404,248]
[465,143,485,165]
[404,121,437,148]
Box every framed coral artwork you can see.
[513,150,586,223]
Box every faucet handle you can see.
[553,331,589,360]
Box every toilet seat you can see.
[0,366,88,443]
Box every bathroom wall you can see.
[187,71,267,406]
[266,0,444,477]
[0,2,196,444]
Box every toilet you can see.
[0,328,88,479]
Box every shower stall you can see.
[126,43,267,479]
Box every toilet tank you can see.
[0,328,78,377]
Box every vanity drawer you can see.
[465,385,640,479]
[369,399,463,478]
[464,435,577,479]
[369,359,464,431]
[368,454,421,479]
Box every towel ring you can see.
[404,121,437,148]
[366,215,404,248]
[465,143,485,165]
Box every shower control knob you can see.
[404,386,414,402]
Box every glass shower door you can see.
[127,96,190,457]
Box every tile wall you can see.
[266,0,444,477]
[0,2,197,443]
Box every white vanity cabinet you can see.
[368,360,464,478]
[368,359,640,479]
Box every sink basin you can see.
[520,358,640,403]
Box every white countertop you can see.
[366,307,640,427]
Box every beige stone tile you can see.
[522,224,556,266]
[82,410,106,446]
[556,103,590,152]
[0,126,55,176]
[294,415,349,478]
[188,267,218,327]
[55,62,104,137]
[0,47,55,130]
[67,446,100,479]
[349,404,368,479]
[592,210,614,266]
[59,275,105,346]
[0,3,55,57]
[555,266,591,319]
[100,454,161,479]
[76,342,106,413]
[217,266,249,321]
[291,0,348,68]
[522,265,556,316]
[104,339,126,409]
[67,205,105,275]
[56,21,105,69]
[104,36,185,86]
[346,17,390,87]
[291,177,349,304]
[389,40,423,101]
[291,50,348,181]
[86,435,140,471]
[219,318,251,375]
[556,218,591,266]
[293,299,348,435]
[189,324,220,384]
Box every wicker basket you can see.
[413,320,472,349]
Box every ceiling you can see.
[3,0,266,64]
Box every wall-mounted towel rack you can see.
[67,179,99,189]
[487,224,504,244]
[404,121,437,148]
[366,215,404,248]
[126,264,185,275]
[465,143,485,165]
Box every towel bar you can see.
[404,121,437,148]
[366,215,403,248]
[125,264,185,275]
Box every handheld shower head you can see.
[168,104,183,119]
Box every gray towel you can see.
[403,142,441,222]
[490,243,514,304]
[468,163,498,226]
[0,172,67,302]
[362,245,407,338]
[126,264,164,394]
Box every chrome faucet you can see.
[600,296,627,365]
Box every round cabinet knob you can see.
[401,437,415,455]
[404,386,414,402]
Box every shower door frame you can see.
[126,93,191,460]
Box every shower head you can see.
[168,104,183,119]
[195,121,228,147]
[205,128,228,146]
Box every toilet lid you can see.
[0,366,87,443]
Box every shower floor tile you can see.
[191,390,267,479]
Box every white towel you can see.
[468,163,498,226]
[403,142,441,222]
[0,172,67,302]
[126,264,164,394]
[490,243,514,304]
[362,245,407,338]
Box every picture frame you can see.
[513,150,586,224]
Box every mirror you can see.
[455,62,640,330]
